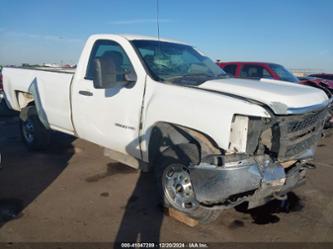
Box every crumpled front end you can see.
[189,155,307,209]
[189,106,328,209]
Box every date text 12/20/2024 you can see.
[120,242,208,248]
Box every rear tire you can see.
[154,144,222,224]
[20,106,50,150]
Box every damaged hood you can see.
[197,78,329,115]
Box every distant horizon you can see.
[0,0,332,73]
[1,60,330,75]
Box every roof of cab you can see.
[220,61,279,66]
[89,33,188,45]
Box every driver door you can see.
[72,39,145,159]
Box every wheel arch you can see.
[147,121,223,165]
[17,89,50,129]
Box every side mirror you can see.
[93,58,117,89]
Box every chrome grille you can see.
[276,108,327,161]
[287,110,325,133]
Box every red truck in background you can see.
[218,61,333,95]
[219,62,299,82]
[217,61,333,127]
[217,62,333,93]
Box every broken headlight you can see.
[229,115,271,155]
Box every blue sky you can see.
[0,0,332,72]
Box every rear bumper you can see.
[189,156,307,209]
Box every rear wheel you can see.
[20,106,50,150]
[155,144,222,224]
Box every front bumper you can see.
[189,156,307,209]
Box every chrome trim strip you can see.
[286,100,330,115]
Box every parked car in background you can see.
[218,61,333,96]
[218,61,333,127]
[298,76,333,97]
[218,62,299,83]
[298,76,333,127]
[309,73,333,81]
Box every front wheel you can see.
[155,145,222,224]
[20,106,50,150]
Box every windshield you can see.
[269,64,299,83]
[132,40,227,85]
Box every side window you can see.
[223,64,237,76]
[240,65,270,79]
[262,68,273,79]
[86,40,135,83]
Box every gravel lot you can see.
[0,115,332,244]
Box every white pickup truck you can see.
[2,34,330,223]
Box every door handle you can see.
[79,90,93,96]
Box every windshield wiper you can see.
[166,73,228,85]
[184,73,228,81]
[185,73,214,77]
[165,74,212,85]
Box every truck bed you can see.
[3,67,75,134]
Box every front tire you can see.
[20,106,50,150]
[155,144,222,224]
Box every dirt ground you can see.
[0,115,332,244]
